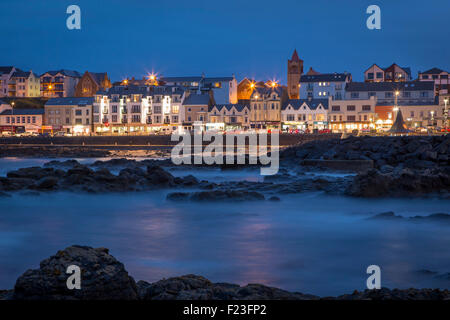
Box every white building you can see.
[0,66,16,97]
[281,98,329,131]
[329,96,377,132]
[0,67,40,97]
[93,85,184,135]
[299,72,351,100]
[45,97,93,135]
[0,103,44,134]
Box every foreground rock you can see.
[2,245,449,300]
[167,190,265,202]
[0,164,196,193]
[13,245,138,300]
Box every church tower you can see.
[287,49,303,99]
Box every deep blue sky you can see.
[1,0,449,83]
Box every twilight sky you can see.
[1,0,449,83]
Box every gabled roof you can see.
[0,108,44,116]
[420,67,447,75]
[182,93,211,106]
[290,49,301,62]
[0,66,15,74]
[46,97,94,106]
[41,69,81,78]
[300,73,350,83]
[88,72,108,86]
[12,70,36,78]
[211,104,248,112]
[282,98,329,111]
[346,81,434,92]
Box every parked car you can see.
[318,129,332,134]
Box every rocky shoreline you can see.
[1,245,448,300]
[1,136,449,199]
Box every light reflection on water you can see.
[0,190,449,296]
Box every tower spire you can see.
[291,49,300,61]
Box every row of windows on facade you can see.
[306,84,343,90]
[367,72,407,80]
[95,115,180,123]
[98,96,181,103]
[48,109,90,116]
[331,105,372,112]
[96,105,180,114]
[350,91,430,99]
[47,117,89,125]
[5,116,37,124]
[421,74,449,80]
[286,114,326,121]
[251,103,279,110]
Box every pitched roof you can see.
[88,72,107,86]
[346,81,434,92]
[45,97,94,106]
[421,67,447,75]
[182,93,211,106]
[42,69,81,78]
[300,73,350,83]
[0,66,15,74]
[0,108,44,116]
[211,104,248,112]
[12,70,37,78]
[282,98,329,111]
[290,49,300,62]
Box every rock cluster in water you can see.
[1,246,449,300]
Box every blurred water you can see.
[0,189,449,296]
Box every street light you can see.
[11,101,15,134]
[444,98,449,129]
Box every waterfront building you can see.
[75,72,112,97]
[418,68,450,95]
[0,106,44,134]
[159,75,237,104]
[4,69,41,97]
[328,96,377,132]
[40,70,81,98]
[249,86,287,130]
[207,103,251,131]
[93,85,185,135]
[299,72,351,100]
[0,66,17,97]
[181,93,213,131]
[375,101,444,131]
[364,63,412,82]
[281,98,329,131]
[345,81,435,105]
[45,97,94,135]
[287,49,303,99]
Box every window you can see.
[75,110,82,116]
[131,105,141,113]
[112,115,117,122]
[367,73,374,80]
[362,105,371,111]
[403,92,411,98]
[66,118,70,124]
[368,92,376,97]
[376,72,383,79]
[132,115,141,122]
[6,116,10,123]
[410,111,414,117]
[332,106,340,111]
[75,118,82,125]
[347,115,356,121]
[351,93,359,99]
[420,91,429,98]
[153,106,161,113]
[385,92,393,98]
[112,105,117,113]
[347,105,355,111]
[422,75,429,79]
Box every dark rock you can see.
[189,190,265,202]
[166,192,190,201]
[268,196,281,201]
[36,176,59,190]
[13,245,138,300]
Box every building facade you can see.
[345,81,435,105]
[75,72,112,97]
[281,98,329,131]
[418,68,450,95]
[300,72,351,100]
[45,97,94,135]
[364,63,411,82]
[0,108,44,134]
[7,70,40,97]
[40,70,81,98]
[328,97,377,132]
[208,104,250,131]
[0,66,16,97]
[93,85,185,135]
[249,86,287,129]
